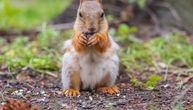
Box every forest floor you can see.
[0,67,193,110]
[1,22,193,110]
[1,21,193,110]
[0,1,193,110]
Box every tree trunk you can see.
[51,0,193,33]
[168,0,193,30]
[149,0,193,33]
[51,0,128,24]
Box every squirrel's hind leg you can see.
[96,73,119,94]
[96,55,120,94]
[96,86,119,94]
[62,71,81,96]
[62,53,81,96]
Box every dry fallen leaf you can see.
[16,71,32,81]
[0,99,39,110]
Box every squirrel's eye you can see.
[79,12,83,18]
[100,12,104,18]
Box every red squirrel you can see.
[62,0,120,96]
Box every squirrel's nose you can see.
[88,28,96,33]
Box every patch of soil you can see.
[0,70,192,110]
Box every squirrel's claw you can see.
[63,89,80,97]
[96,85,120,94]
[78,34,88,46]
[87,35,99,47]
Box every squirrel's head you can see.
[74,0,108,37]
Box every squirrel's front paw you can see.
[78,33,88,46]
[87,34,99,47]
[96,85,120,94]
[63,89,80,97]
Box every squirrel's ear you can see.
[80,0,102,4]
[96,0,102,3]
[80,0,83,4]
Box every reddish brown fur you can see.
[80,0,102,4]
[73,0,111,54]
[70,71,81,91]
[72,31,111,53]
[63,0,119,96]
[94,32,111,53]
[72,32,87,53]
[96,73,110,88]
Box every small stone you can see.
[37,97,48,103]
[0,102,5,105]
[163,84,170,88]
[56,91,63,95]
[61,103,71,109]
[40,90,46,95]
[89,96,93,101]
[12,90,23,96]
[19,89,24,92]
[116,99,127,105]
[81,102,93,109]
[158,62,167,68]
[27,91,31,94]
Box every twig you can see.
[181,71,193,85]
[35,69,58,78]
[172,83,193,108]
[0,88,7,102]
[0,22,74,37]
[146,8,162,37]
[163,66,169,81]
[36,22,74,32]
[153,2,182,22]
[104,4,123,13]
[48,22,74,31]
[0,92,6,102]
[0,71,16,76]
[44,71,58,78]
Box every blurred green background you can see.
[0,0,193,90]
[0,0,70,29]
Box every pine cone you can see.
[0,99,38,110]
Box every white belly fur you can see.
[62,37,119,90]
[78,50,118,89]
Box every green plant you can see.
[38,23,60,48]
[130,77,144,88]
[172,101,183,110]
[118,24,138,34]
[130,75,161,90]
[105,103,113,110]
[115,24,140,44]
[144,75,161,90]
[149,102,159,110]
[128,0,146,9]
[119,43,154,72]
[118,32,193,72]
[148,33,193,67]
[0,33,61,71]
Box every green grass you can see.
[0,0,71,30]
[112,24,193,90]
[0,24,64,71]
[1,22,192,75]
[116,29,193,72]
[119,33,193,87]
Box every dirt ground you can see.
[0,68,192,110]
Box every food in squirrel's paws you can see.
[61,0,120,96]
[84,32,95,39]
